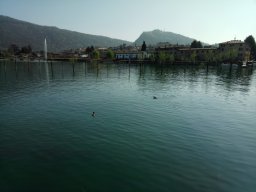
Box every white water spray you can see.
[44,38,47,61]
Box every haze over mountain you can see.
[0,15,131,52]
[135,29,198,46]
[0,15,206,52]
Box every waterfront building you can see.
[115,51,151,60]
[114,39,251,63]
[155,44,189,55]
[178,47,217,62]
[155,44,217,62]
[218,40,250,62]
[115,52,138,60]
[155,40,250,63]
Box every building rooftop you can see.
[219,40,243,44]
[179,48,217,51]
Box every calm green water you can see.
[0,61,256,192]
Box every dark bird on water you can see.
[153,96,157,99]
[92,112,95,117]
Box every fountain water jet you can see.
[44,38,47,61]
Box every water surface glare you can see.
[0,62,256,192]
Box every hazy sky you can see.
[0,0,255,44]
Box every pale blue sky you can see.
[0,0,255,44]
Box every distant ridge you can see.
[0,16,208,52]
[135,29,198,46]
[0,15,131,52]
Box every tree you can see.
[191,40,203,48]
[86,46,94,54]
[20,45,32,54]
[169,54,175,64]
[155,52,175,64]
[244,35,256,59]
[215,52,224,63]
[141,41,147,51]
[86,46,96,59]
[149,54,155,62]
[90,46,95,52]
[204,50,211,62]
[190,51,197,63]
[163,53,175,64]
[8,44,20,55]
[86,46,91,54]
[229,48,238,62]
[106,49,114,59]
[119,43,126,50]
[159,52,166,63]
[155,51,166,64]
[92,50,100,59]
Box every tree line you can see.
[8,44,32,54]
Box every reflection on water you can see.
[0,61,254,87]
[45,61,49,83]
[0,61,255,108]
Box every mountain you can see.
[0,16,208,52]
[0,15,131,52]
[135,29,197,46]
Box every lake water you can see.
[0,61,256,192]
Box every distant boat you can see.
[246,60,255,66]
[242,61,247,67]
[241,60,255,67]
